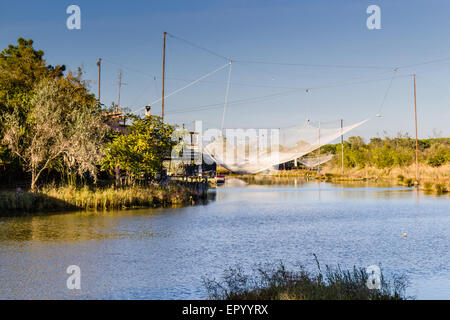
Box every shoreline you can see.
[0,182,207,216]
[226,164,450,194]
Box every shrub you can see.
[405,178,414,187]
[204,260,409,300]
[423,182,433,191]
[435,183,448,194]
[428,151,447,167]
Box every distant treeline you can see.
[320,135,450,169]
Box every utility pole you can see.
[117,69,127,113]
[341,119,344,174]
[413,73,419,186]
[162,31,167,122]
[97,58,102,104]
[317,121,321,173]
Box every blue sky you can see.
[1,0,450,138]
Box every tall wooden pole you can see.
[117,69,122,112]
[341,118,344,174]
[317,121,321,173]
[413,73,419,185]
[162,31,167,122]
[97,58,102,104]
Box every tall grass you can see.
[321,164,450,193]
[0,190,76,213]
[0,182,201,215]
[204,260,409,300]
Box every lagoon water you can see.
[0,178,449,299]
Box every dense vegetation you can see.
[0,38,190,212]
[204,260,408,300]
[320,134,450,169]
[101,115,176,183]
[0,183,199,214]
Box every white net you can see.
[203,118,368,174]
[297,154,334,168]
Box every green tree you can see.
[2,74,108,191]
[428,149,449,167]
[0,38,65,117]
[102,115,176,182]
[344,136,368,168]
[372,145,395,168]
[0,38,65,169]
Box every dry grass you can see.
[204,260,409,300]
[244,164,449,193]
[0,183,200,215]
[323,164,449,193]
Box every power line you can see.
[167,32,231,62]
[130,62,231,113]
[166,33,396,70]
[232,60,394,70]
[397,56,450,69]
[101,54,410,116]
[164,73,412,115]
[102,58,153,78]
[377,69,398,116]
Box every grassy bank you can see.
[0,183,202,215]
[242,164,449,194]
[204,261,408,300]
[323,164,450,193]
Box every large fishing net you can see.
[297,154,334,168]
[202,119,368,174]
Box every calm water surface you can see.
[0,178,449,299]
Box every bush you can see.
[323,136,449,170]
[428,151,447,167]
[423,182,433,191]
[204,260,409,300]
[434,183,448,194]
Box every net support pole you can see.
[97,58,101,104]
[317,121,321,173]
[221,61,232,132]
[162,31,167,122]
[341,118,344,174]
[413,73,419,186]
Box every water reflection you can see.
[0,178,449,299]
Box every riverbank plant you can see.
[0,183,201,215]
[204,260,408,300]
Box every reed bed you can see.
[259,164,449,194]
[204,260,409,300]
[324,164,449,193]
[0,183,200,215]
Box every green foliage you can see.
[0,37,66,175]
[372,145,395,169]
[427,149,449,167]
[325,135,449,169]
[342,136,369,169]
[0,38,183,190]
[0,37,65,119]
[102,115,176,180]
[2,71,107,191]
[319,144,336,154]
